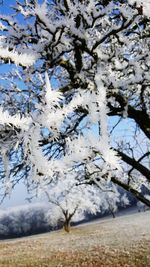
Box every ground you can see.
[0,211,150,267]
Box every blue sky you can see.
[0,0,16,14]
[0,181,47,208]
[1,182,29,208]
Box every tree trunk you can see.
[109,208,116,218]
[63,219,71,233]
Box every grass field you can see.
[0,211,150,267]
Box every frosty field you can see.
[0,211,150,267]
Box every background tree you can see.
[41,173,103,232]
[44,173,129,232]
[0,0,149,205]
[100,191,129,218]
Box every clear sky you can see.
[0,0,16,14]
[0,181,47,209]
[1,181,29,208]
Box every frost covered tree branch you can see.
[0,0,149,206]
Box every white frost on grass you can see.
[1,210,149,252]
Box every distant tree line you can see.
[0,204,51,239]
